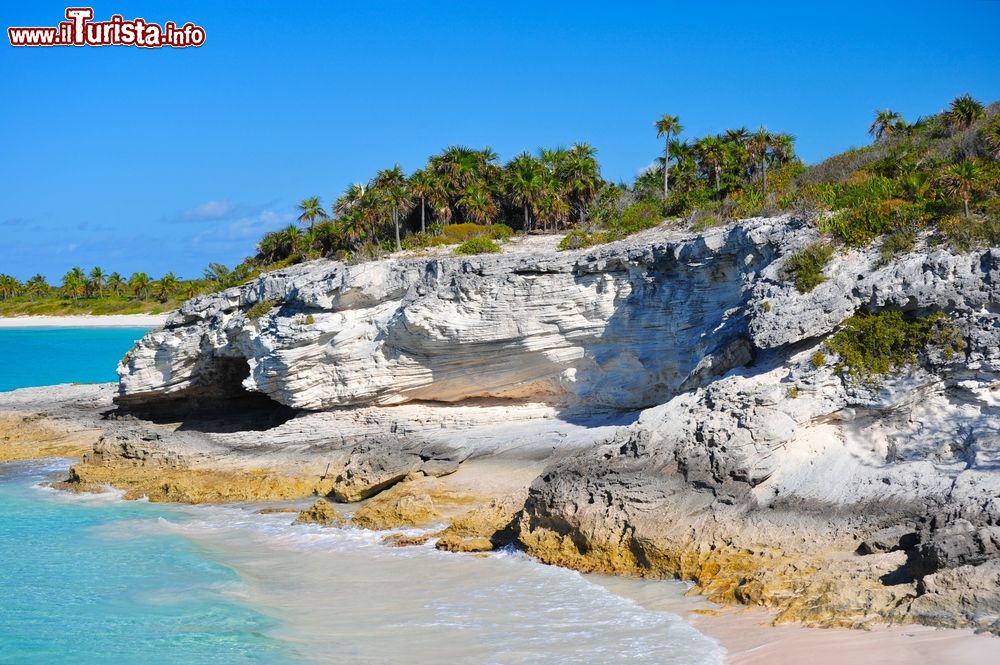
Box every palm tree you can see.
[408,169,441,234]
[334,184,366,219]
[458,182,498,226]
[695,136,726,195]
[128,272,151,299]
[87,266,105,298]
[372,166,411,251]
[25,274,49,300]
[0,275,21,301]
[107,272,125,296]
[655,114,683,197]
[156,272,179,300]
[948,95,985,130]
[297,196,328,230]
[747,127,774,191]
[61,267,86,299]
[868,109,903,142]
[941,160,981,218]
[505,152,546,232]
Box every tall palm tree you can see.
[868,109,903,142]
[372,166,411,251]
[655,114,683,197]
[941,160,981,218]
[505,152,546,232]
[87,266,105,297]
[297,196,329,253]
[747,127,774,191]
[156,272,179,300]
[408,169,441,234]
[948,95,985,130]
[107,272,125,296]
[297,196,328,230]
[695,136,726,195]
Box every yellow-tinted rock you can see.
[54,462,332,504]
[0,415,96,462]
[293,499,346,526]
[434,495,521,553]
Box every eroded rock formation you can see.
[83,216,1000,631]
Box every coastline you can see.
[1,398,996,665]
[0,314,168,328]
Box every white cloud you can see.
[180,199,238,222]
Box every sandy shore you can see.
[695,607,998,665]
[592,575,997,665]
[0,314,168,328]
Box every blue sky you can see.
[2,1,998,281]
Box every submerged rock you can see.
[293,499,346,527]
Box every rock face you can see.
[112,215,1000,633]
[118,220,797,411]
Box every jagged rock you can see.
[293,499,346,526]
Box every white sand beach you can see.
[0,314,168,328]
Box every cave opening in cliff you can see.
[116,356,298,433]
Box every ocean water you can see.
[0,327,150,391]
[0,328,724,664]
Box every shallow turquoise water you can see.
[0,461,300,665]
[0,328,723,664]
[0,328,150,391]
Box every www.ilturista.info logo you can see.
[8,7,205,48]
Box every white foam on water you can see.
[139,503,726,665]
[17,465,725,665]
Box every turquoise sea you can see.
[0,327,723,664]
[0,327,150,392]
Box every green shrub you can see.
[454,237,501,255]
[246,298,277,320]
[785,385,800,399]
[490,223,515,241]
[616,200,665,235]
[558,229,614,250]
[810,351,827,368]
[782,242,835,293]
[401,232,450,250]
[303,314,315,325]
[440,223,493,243]
[826,310,962,383]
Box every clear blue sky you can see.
[2,1,998,281]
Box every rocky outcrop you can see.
[99,216,1000,632]
[118,220,802,412]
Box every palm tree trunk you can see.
[420,197,426,234]
[393,208,401,252]
[663,138,670,197]
[762,160,768,192]
[524,203,530,233]
[964,196,970,218]
[715,167,721,196]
